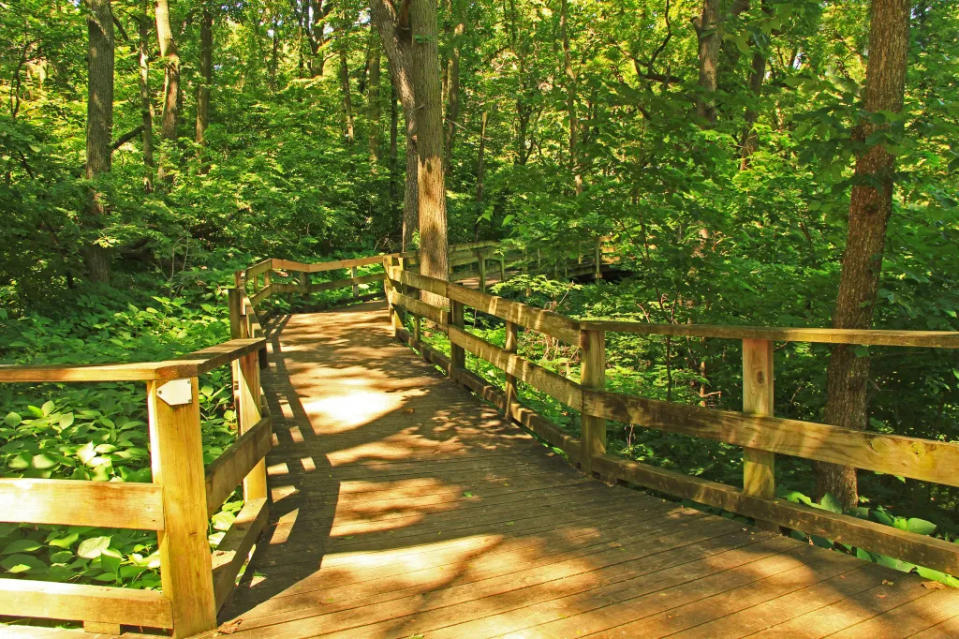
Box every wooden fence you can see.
[378,263,959,577]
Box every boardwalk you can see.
[214,302,959,639]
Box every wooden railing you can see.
[0,337,271,636]
[378,264,959,578]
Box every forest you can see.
[0,0,957,603]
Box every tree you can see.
[370,0,418,249]
[195,1,213,145]
[815,0,911,510]
[155,0,179,140]
[410,0,449,288]
[83,0,114,283]
[135,3,154,190]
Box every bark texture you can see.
[370,0,418,250]
[195,2,213,145]
[410,0,449,295]
[442,0,465,170]
[155,0,180,140]
[136,7,154,191]
[367,28,382,166]
[692,0,721,124]
[560,0,582,193]
[84,0,114,283]
[816,0,910,510]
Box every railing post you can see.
[383,257,403,336]
[351,265,359,299]
[477,250,487,293]
[228,289,247,340]
[236,350,268,502]
[504,321,519,419]
[580,328,606,473]
[743,339,776,527]
[450,300,466,372]
[262,269,272,290]
[299,270,308,295]
[499,256,506,282]
[147,376,216,638]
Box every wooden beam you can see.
[237,352,268,504]
[244,259,274,279]
[250,284,274,305]
[592,454,959,576]
[205,416,272,517]
[742,339,776,530]
[309,273,385,293]
[0,479,163,530]
[0,361,168,383]
[577,320,959,349]
[212,498,269,610]
[582,389,959,488]
[0,579,172,629]
[580,328,606,472]
[504,321,518,418]
[450,301,466,370]
[447,326,582,407]
[175,338,266,375]
[388,289,448,326]
[147,377,217,637]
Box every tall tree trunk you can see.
[560,0,582,193]
[692,0,721,124]
[367,28,382,166]
[370,0,418,250]
[815,0,910,510]
[410,0,449,292]
[195,2,213,145]
[442,0,465,170]
[739,48,766,168]
[389,83,399,204]
[137,6,154,192]
[155,0,179,140]
[338,46,355,143]
[84,0,114,283]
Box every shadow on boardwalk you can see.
[217,302,959,639]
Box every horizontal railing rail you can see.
[373,264,959,578]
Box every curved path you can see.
[215,302,959,639]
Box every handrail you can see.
[378,259,959,578]
[0,334,271,636]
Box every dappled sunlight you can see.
[301,390,403,432]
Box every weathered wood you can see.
[742,339,775,502]
[0,579,172,629]
[228,288,245,339]
[250,284,274,305]
[447,325,582,407]
[212,497,269,610]
[176,338,266,375]
[388,267,450,299]
[0,361,169,383]
[582,389,959,487]
[83,620,121,634]
[477,251,487,293]
[592,454,959,576]
[580,328,606,472]
[245,259,274,279]
[450,301,466,370]
[205,416,272,516]
[237,351,267,504]
[444,280,580,344]
[577,320,959,348]
[351,266,359,298]
[504,321,518,418]
[147,376,217,637]
[0,478,163,530]
[388,289,448,326]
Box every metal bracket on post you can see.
[156,378,194,407]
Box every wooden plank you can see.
[578,320,959,348]
[175,338,266,375]
[592,454,959,575]
[244,259,274,279]
[388,289,447,326]
[250,284,274,305]
[450,301,466,370]
[0,361,167,382]
[0,478,163,530]
[147,376,217,637]
[504,321,518,417]
[445,281,581,344]
[742,339,775,507]
[205,416,273,516]
[447,326,582,407]
[0,578,172,629]
[212,497,270,610]
[580,328,606,471]
[237,352,268,504]
[389,267,450,299]
[582,389,959,488]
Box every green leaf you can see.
[905,518,937,536]
[47,531,79,548]
[818,493,843,514]
[1,554,46,574]
[874,554,917,573]
[4,412,21,428]
[31,453,58,470]
[1,539,43,555]
[41,401,55,417]
[76,536,112,559]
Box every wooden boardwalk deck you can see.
[212,302,959,639]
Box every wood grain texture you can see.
[205,415,272,516]
[0,578,172,629]
[742,339,775,502]
[0,478,163,530]
[583,389,959,487]
[212,497,269,610]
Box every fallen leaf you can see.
[922,581,946,590]
[882,579,895,586]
